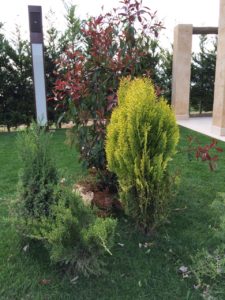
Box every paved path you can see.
[177,117,225,142]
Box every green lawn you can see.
[1,127,225,299]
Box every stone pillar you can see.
[212,0,225,135]
[171,24,193,120]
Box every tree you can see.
[0,23,17,131]
[158,47,173,103]
[59,2,81,52]
[44,13,62,127]
[11,26,35,127]
[190,35,217,114]
[0,24,35,130]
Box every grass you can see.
[1,127,225,299]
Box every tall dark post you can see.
[28,6,47,126]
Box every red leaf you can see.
[211,155,218,161]
[107,95,114,101]
[215,147,223,152]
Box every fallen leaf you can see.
[70,276,79,284]
[23,244,29,252]
[145,249,151,254]
[179,266,188,274]
[178,266,190,279]
[173,206,187,212]
[138,280,142,287]
[193,284,201,290]
[39,279,51,285]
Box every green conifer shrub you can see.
[14,123,116,276]
[106,77,179,231]
[30,187,117,276]
[17,123,58,219]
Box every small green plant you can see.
[14,123,116,276]
[106,77,179,231]
[192,248,225,285]
[16,122,58,220]
[32,187,117,277]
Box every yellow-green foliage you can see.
[106,77,179,229]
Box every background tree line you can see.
[0,4,80,131]
[0,2,217,131]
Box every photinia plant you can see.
[53,0,164,181]
[187,136,223,171]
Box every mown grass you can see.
[1,127,225,299]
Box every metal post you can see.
[28,6,47,126]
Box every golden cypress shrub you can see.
[106,77,179,231]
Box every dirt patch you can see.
[73,181,123,217]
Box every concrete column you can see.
[212,0,225,135]
[172,24,193,120]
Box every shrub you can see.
[17,123,58,220]
[106,77,179,231]
[53,0,164,174]
[32,187,117,277]
[14,123,116,276]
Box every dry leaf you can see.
[70,276,79,284]
[179,266,188,273]
[39,279,51,285]
[23,244,29,252]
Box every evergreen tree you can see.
[44,5,81,127]
[158,47,173,103]
[0,24,17,130]
[190,35,217,114]
[12,26,35,127]
[0,24,35,130]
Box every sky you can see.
[0,0,220,49]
